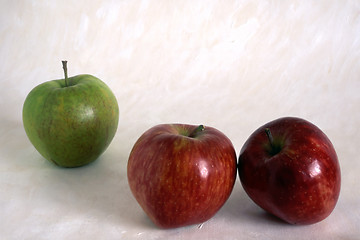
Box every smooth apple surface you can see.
[238,117,341,225]
[23,66,119,167]
[127,124,237,228]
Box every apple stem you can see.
[265,128,274,147]
[189,125,205,138]
[62,60,69,87]
[265,128,283,155]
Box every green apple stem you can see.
[62,60,69,87]
[189,125,205,138]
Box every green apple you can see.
[22,61,119,167]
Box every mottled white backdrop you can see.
[0,1,359,239]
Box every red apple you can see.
[238,117,341,225]
[127,124,237,228]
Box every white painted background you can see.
[1,1,359,239]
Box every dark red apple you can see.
[127,124,237,228]
[238,117,341,225]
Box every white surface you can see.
[1,0,359,239]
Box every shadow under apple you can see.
[31,149,156,233]
[218,180,289,227]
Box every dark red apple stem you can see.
[189,125,205,138]
[62,60,69,87]
[265,128,274,148]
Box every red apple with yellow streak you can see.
[127,124,237,228]
[238,117,341,224]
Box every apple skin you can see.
[23,74,119,167]
[127,124,237,228]
[238,117,341,225]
